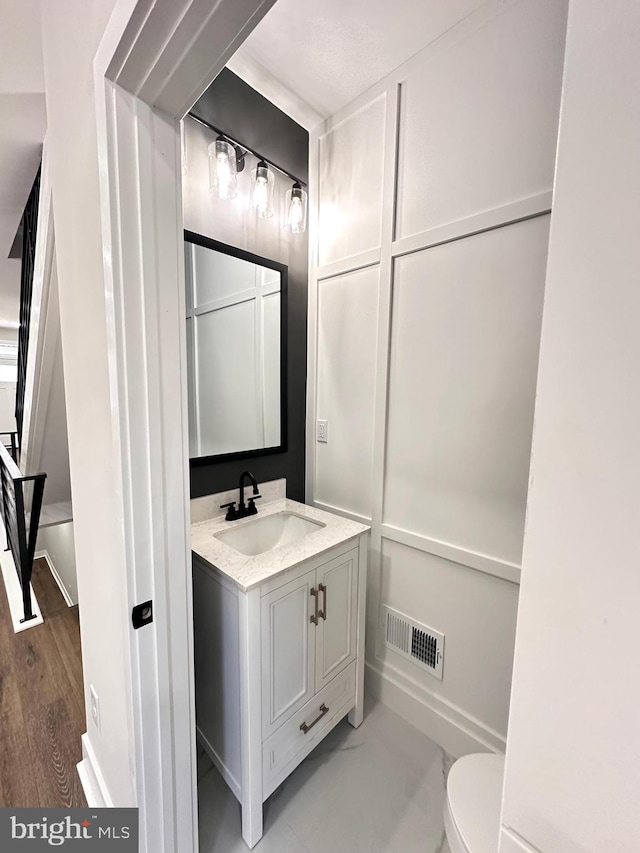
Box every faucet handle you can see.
[220,501,237,521]
[247,494,262,514]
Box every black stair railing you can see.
[0,434,46,623]
[15,166,42,450]
[0,431,20,465]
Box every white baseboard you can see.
[196,726,241,801]
[499,827,543,853]
[35,549,74,607]
[0,538,43,633]
[77,733,113,808]
[366,659,506,758]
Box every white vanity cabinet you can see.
[193,531,368,850]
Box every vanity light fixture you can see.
[208,136,245,200]
[190,114,307,227]
[250,160,275,218]
[284,182,307,234]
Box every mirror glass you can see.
[184,231,286,462]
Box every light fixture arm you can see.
[188,113,306,188]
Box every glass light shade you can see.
[208,138,237,200]
[250,161,275,218]
[284,183,308,234]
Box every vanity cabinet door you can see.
[315,548,359,692]
[261,568,316,739]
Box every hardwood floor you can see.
[0,558,86,807]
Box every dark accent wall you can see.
[183,76,308,502]
[191,69,308,185]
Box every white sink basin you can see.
[214,511,326,556]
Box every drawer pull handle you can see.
[318,583,327,621]
[300,703,329,734]
[310,587,319,625]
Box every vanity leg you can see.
[238,589,264,848]
[241,796,263,850]
[348,535,369,729]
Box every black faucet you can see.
[220,471,262,521]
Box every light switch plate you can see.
[316,419,328,443]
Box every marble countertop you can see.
[191,498,369,591]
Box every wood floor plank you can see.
[0,558,86,808]
[25,697,86,809]
[12,622,65,708]
[32,558,68,619]
[0,663,40,807]
[50,607,85,719]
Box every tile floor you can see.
[198,695,454,853]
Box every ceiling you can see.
[231,0,488,125]
[0,0,489,328]
[0,0,47,331]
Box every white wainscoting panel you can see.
[308,0,567,755]
[318,95,386,267]
[378,538,519,739]
[395,0,567,240]
[384,215,550,566]
[315,266,379,519]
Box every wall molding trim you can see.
[366,660,506,757]
[77,733,113,808]
[317,248,382,282]
[226,51,324,132]
[35,549,74,607]
[391,192,552,260]
[311,500,372,527]
[381,524,521,585]
[196,727,241,801]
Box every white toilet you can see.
[444,753,505,853]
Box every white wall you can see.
[499,2,640,851]
[39,0,135,806]
[0,337,17,433]
[37,326,71,504]
[37,521,77,605]
[0,380,16,432]
[27,263,72,504]
[308,0,567,755]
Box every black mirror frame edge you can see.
[184,229,289,467]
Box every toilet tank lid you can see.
[447,753,505,853]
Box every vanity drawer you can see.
[262,661,356,799]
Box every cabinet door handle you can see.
[318,583,327,621]
[310,587,319,625]
[300,703,329,734]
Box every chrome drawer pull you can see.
[300,703,329,734]
[310,587,319,625]
[318,582,327,621]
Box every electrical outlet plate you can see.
[90,684,100,730]
[316,419,328,443]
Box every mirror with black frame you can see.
[184,230,287,463]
